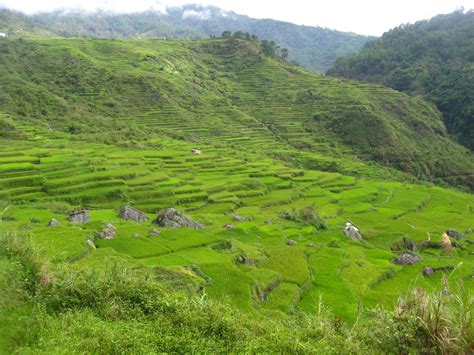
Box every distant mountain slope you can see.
[0,5,371,72]
[0,36,473,189]
[327,10,474,150]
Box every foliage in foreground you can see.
[1,232,472,354]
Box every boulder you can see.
[132,233,141,238]
[423,266,435,277]
[423,265,455,277]
[441,289,452,296]
[149,229,161,236]
[237,255,255,266]
[233,214,250,222]
[69,210,90,223]
[223,224,235,230]
[446,229,460,239]
[47,218,60,227]
[101,223,116,240]
[118,205,148,222]
[307,243,316,248]
[287,240,297,246]
[344,222,362,240]
[153,208,203,230]
[391,253,421,265]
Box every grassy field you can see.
[0,122,472,324]
[0,36,472,352]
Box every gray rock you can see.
[118,205,148,222]
[223,224,235,230]
[153,208,204,230]
[344,222,362,240]
[101,223,116,240]
[132,233,141,238]
[69,210,90,223]
[441,289,452,296]
[149,229,161,236]
[288,240,297,246]
[423,266,435,277]
[47,218,60,227]
[446,229,460,239]
[391,253,421,265]
[307,243,316,248]
[233,214,250,222]
[86,239,97,249]
[237,255,255,266]
[423,265,455,277]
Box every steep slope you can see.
[328,10,474,150]
[0,5,371,72]
[0,37,473,189]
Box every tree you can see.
[281,48,289,59]
[221,31,231,38]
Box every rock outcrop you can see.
[69,210,90,223]
[344,222,362,240]
[237,255,256,266]
[287,240,297,246]
[118,205,148,222]
[446,229,460,239]
[153,208,203,230]
[149,229,161,236]
[101,223,116,239]
[423,265,455,277]
[47,218,60,227]
[232,214,250,222]
[391,253,421,265]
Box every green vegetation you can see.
[0,37,473,189]
[0,232,472,353]
[0,4,371,72]
[0,36,472,352]
[328,10,474,150]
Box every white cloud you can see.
[0,0,473,35]
[182,9,211,20]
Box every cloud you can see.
[182,9,211,20]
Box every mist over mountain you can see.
[0,4,372,72]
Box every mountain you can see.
[327,10,474,150]
[0,36,472,189]
[0,5,372,72]
[0,36,473,353]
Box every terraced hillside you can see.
[0,37,473,336]
[0,37,473,190]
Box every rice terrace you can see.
[0,4,473,354]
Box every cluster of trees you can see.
[221,30,289,59]
[328,10,474,150]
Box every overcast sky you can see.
[0,0,473,35]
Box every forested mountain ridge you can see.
[327,10,474,150]
[0,5,372,72]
